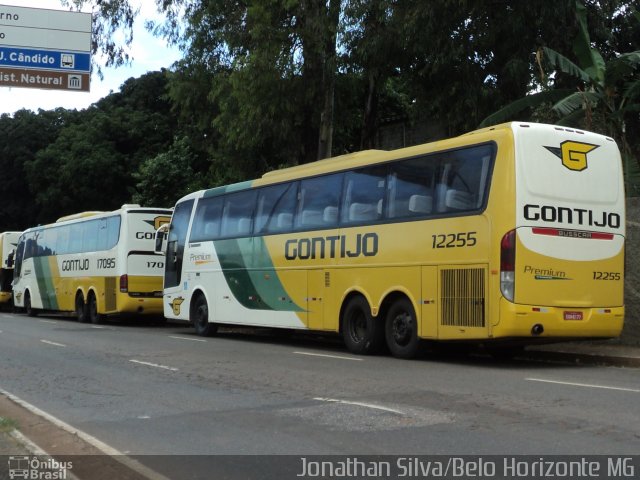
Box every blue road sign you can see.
[0,46,90,73]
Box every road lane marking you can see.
[169,335,207,342]
[39,320,58,324]
[294,351,363,361]
[314,397,405,415]
[130,359,179,372]
[91,326,106,329]
[0,387,170,480]
[40,339,66,348]
[526,377,640,393]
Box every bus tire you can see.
[75,292,88,323]
[342,296,384,355]
[88,292,105,325]
[192,294,217,337]
[24,292,37,317]
[385,298,421,359]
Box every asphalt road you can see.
[1,311,639,478]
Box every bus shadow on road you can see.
[164,324,586,370]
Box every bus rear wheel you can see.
[75,293,88,323]
[342,296,384,355]
[192,295,217,337]
[88,292,105,325]
[385,298,421,359]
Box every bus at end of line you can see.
[157,122,625,359]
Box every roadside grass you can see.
[0,416,18,433]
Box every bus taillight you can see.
[120,274,128,293]
[500,229,516,302]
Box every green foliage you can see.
[479,0,640,195]
[23,71,177,225]
[0,108,79,231]
[0,417,18,433]
[3,0,638,233]
[132,137,202,207]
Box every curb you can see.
[522,348,640,368]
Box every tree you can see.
[479,1,640,195]
[24,71,178,223]
[0,109,79,230]
[132,137,203,207]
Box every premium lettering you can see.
[524,204,621,229]
[285,233,378,260]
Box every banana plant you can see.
[479,1,640,194]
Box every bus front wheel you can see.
[192,295,217,337]
[24,292,37,317]
[385,298,421,359]
[342,296,384,355]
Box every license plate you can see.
[564,311,583,321]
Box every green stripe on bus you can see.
[215,237,304,312]
[33,257,59,310]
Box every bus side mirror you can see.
[6,250,14,268]
[154,224,169,255]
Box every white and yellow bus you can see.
[0,231,20,305]
[157,122,625,358]
[13,205,172,323]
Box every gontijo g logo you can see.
[544,140,599,172]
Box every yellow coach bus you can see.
[0,231,20,305]
[156,122,625,358]
[12,205,172,323]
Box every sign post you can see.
[0,4,91,92]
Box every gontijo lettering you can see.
[61,259,89,271]
[524,204,621,229]
[285,233,378,260]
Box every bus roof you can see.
[23,205,173,233]
[180,122,614,206]
[56,211,105,223]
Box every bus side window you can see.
[297,173,343,230]
[436,145,493,213]
[82,220,99,253]
[69,224,83,253]
[256,182,297,235]
[190,197,223,242]
[41,228,57,256]
[96,218,109,251]
[107,216,121,249]
[342,167,387,224]
[388,157,435,219]
[220,190,257,238]
[56,226,70,255]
